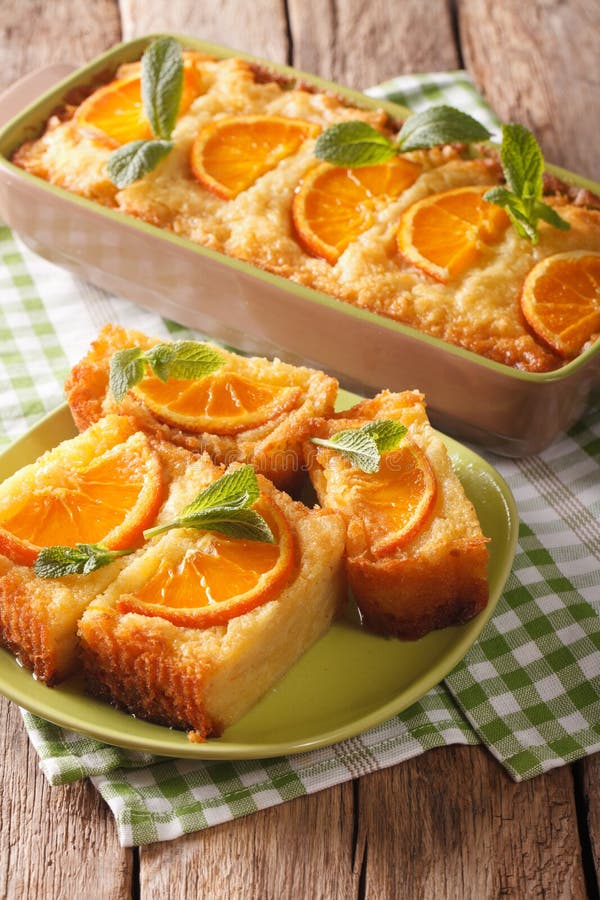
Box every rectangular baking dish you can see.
[0,34,598,457]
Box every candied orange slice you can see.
[397,185,509,282]
[520,251,600,358]
[117,495,296,627]
[292,157,421,264]
[0,430,163,566]
[190,115,321,200]
[131,370,303,435]
[75,59,204,146]
[326,436,437,557]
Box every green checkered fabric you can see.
[2,71,599,847]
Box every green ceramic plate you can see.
[0,401,518,759]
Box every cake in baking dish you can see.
[305,390,489,639]
[12,50,600,372]
[65,323,337,491]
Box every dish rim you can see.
[0,32,599,386]
[0,401,519,759]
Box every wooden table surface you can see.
[0,1,598,897]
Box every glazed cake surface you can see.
[306,390,490,639]
[65,323,338,490]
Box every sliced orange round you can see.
[397,185,509,282]
[329,437,437,557]
[292,157,422,264]
[520,250,600,358]
[116,495,296,628]
[190,115,321,200]
[75,59,204,146]
[0,432,163,567]
[131,370,303,435]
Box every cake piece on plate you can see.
[0,414,193,683]
[305,390,489,639]
[65,323,338,491]
[78,455,346,741]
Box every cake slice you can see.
[78,454,346,741]
[0,414,194,683]
[305,390,489,639]
[65,323,338,491]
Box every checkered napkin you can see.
[2,71,599,848]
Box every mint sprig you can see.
[141,36,184,140]
[143,465,275,543]
[109,340,225,402]
[107,140,173,189]
[311,419,408,473]
[34,543,134,578]
[484,123,570,243]
[107,36,184,187]
[314,106,491,168]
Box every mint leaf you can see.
[311,419,407,473]
[181,465,260,516]
[396,106,491,152]
[143,465,274,543]
[109,340,225,400]
[314,122,396,167]
[499,123,543,199]
[485,123,570,244]
[109,347,145,401]
[145,341,225,382]
[480,185,514,207]
[169,506,274,542]
[141,36,184,141]
[34,543,133,578]
[107,139,173,188]
[534,200,571,231]
[361,420,408,453]
[314,106,490,169]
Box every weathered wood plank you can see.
[458,0,599,178]
[118,0,290,64]
[0,696,131,899]
[358,745,587,899]
[288,0,459,88]
[0,0,122,92]
[580,755,600,889]
[140,784,358,899]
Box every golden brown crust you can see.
[65,323,338,490]
[305,390,489,640]
[81,609,217,737]
[348,540,489,639]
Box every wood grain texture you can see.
[357,745,588,900]
[288,0,460,88]
[0,696,131,899]
[139,784,358,899]
[118,0,289,64]
[0,0,121,91]
[458,0,599,178]
[580,755,600,886]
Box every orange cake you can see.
[305,391,489,639]
[12,50,600,372]
[78,455,346,741]
[65,323,338,491]
[0,414,194,682]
